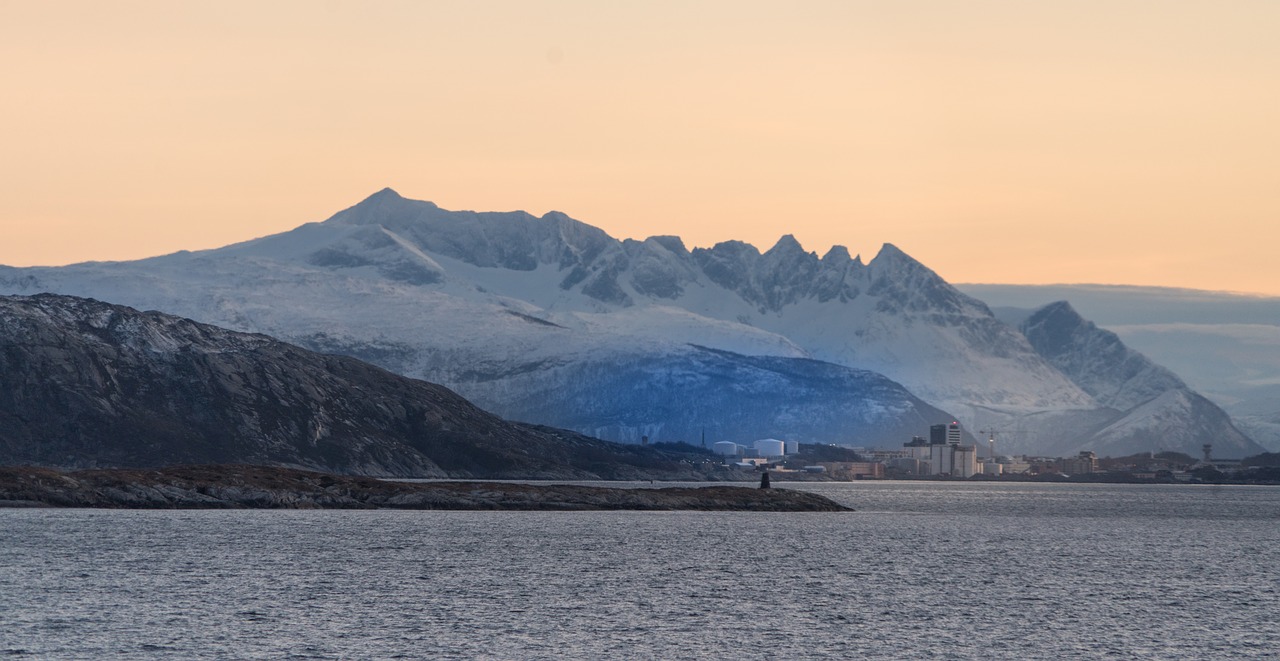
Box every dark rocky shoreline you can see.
[0,465,853,512]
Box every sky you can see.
[3,1,1279,295]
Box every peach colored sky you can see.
[3,1,1279,294]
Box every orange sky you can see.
[3,1,1279,294]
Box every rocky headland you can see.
[0,294,723,480]
[0,465,853,512]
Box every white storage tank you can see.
[713,441,740,456]
[754,439,786,458]
[784,440,799,455]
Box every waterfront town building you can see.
[1061,451,1098,475]
[902,423,979,477]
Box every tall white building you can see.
[903,424,979,477]
[949,445,978,478]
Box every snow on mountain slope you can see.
[1020,301,1187,411]
[3,187,1245,455]
[0,255,936,443]
[314,190,1091,414]
[962,283,1280,452]
[1,293,720,479]
[459,345,955,446]
[1082,389,1261,458]
[1015,301,1262,457]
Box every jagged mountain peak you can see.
[701,239,761,258]
[307,192,614,275]
[868,242,923,269]
[324,188,440,227]
[865,243,944,293]
[1019,300,1202,414]
[821,245,855,265]
[4,190,1245,458]
[643,235,689,255]
[368,186,404,201]
[761,236,817,269]
[1025,300,1083,326]
[766,234,809,256]
[218,192,1012,336]
[1022,301,1110,362]
[1019,301,1093,355]
[860,243,984,318]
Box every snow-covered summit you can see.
[1014,300,1261,456]
[0,189,1259,455]
[1021,301,1186,409]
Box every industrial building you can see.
[713,438,796,466]
[1060,451,1097,475]
[815,462,885,479]
[713,441,741,457]
[754,439,786,458]
[903,422,979,477]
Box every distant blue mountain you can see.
[962,283,1280,452]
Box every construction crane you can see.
[979,429,1034,460]
[978,429,1002,460]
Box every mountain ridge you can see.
[0,189,1260,457]
[1016,300,1258,456]
[0,293,727,478]
[958,283,1280,452]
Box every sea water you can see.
[1,482,1277,659]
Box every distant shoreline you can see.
[885,472,1280,486]
[0,465,852,512]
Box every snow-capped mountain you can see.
[1016,302,1260,457]
[239,189,1089,415]
[0,188,1259,456]
[961,282,1280,452]
[1019,301,1187,411]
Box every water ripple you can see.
[1,483,1278,659]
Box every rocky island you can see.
[0,465,853,512]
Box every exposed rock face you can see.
[0,465,853,511]
[0,294,723,478]
[962,282,1280,453]
[1018,301,1261,457]
[1021,301,1186,410]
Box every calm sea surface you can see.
[2,481,1278,660]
